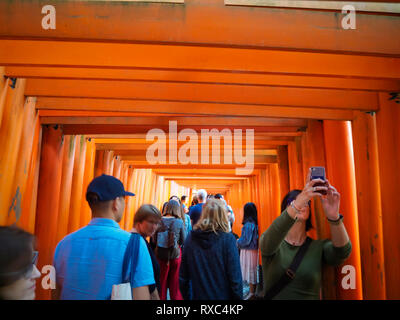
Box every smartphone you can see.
[310,167,327,195]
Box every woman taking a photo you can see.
[260,170,352,300]
[0,226,41,300]
[180,199,243,300]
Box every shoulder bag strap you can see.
[122,233,141,285]
[264,237,312,300]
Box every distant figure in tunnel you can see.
[0,227,41,300]
[189,195,198,210]
[52,174,155,300]
[215,193,235,231]
[181,195,189,214]
[260,169,352,300]
[237,202,259,300]
[180,199,243,300]
[189,189,207,227]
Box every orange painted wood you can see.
[376,92,400,299]
[124,166,135,231]
[6,66,400,92]
[67,135,87,233]
[0,78,26,225]
[18,113,42,234]
[300,120,330,239]
[0,75,9,128]
[0,1,398,55]
[300,120,336,299]
[270,163,281,220]
[113,156,122,180]
[138,169,147,209]
[38,110,178,118]
[6,97,36,226]
[26,79,378,111]
[0,66,4,90]
[102,150,114,176]
[80,138,96,227]
[56,135,77,243]
[323,120,363,300]
[40,115,306,128]
[287,140,304,190]
[36,97,355,121]
[92,134,293,141]
[119,164,129,230]
[352,111,386,299]
[2,40,399,79]
[277,145,290,199]
[94,150,105,177]
[34,125,64,300]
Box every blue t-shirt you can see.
[53,218,155,300]
[189,203,204,226]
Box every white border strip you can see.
[225,0,400,14]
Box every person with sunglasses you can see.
[0,226,41,300]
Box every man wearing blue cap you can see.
[52,174,155,300]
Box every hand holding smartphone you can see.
[310,167,327,195]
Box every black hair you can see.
[242,202,258,225]
[0,226,34,287]
[181,195,187,201]
[169,195,181,204]
[214,194,223,199]
[281,190,313,232]
[161,201,168,215]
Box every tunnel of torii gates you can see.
[0,0,399,300]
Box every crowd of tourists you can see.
[0,169,351,300]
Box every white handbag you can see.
[111,282,132,300]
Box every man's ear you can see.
[111,198,119,211]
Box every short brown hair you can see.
[134,204,162,225]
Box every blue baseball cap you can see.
[86,174,135,202]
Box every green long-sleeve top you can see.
[260,209,352,300]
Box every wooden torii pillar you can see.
[55,135,77,243]
[67,135,87,233]
[288,139,304,190]
[376,92,400,299]
[301,120,336,299]
[34,125,64,300]
[323,120,363,300]
[352,111,386,300]
[0,78,26,225]
[277,145,290,200]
